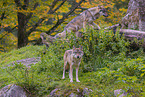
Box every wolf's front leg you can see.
[76,66,80,82]
[69,63,73,82]
[62,61,67,79]
[90,22,101,30]
[83,21,87,32]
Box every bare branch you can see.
[25,2,39,24]
[14,0,22,7]
[27,18,46,36]
[0,11,6,20]
[104,24,120,30]
[0,26,17,41]
[52,0,67,13]
[48,0,59,14]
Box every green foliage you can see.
[1,29,145,96]
[0,32,17,52]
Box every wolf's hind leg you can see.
[62,61,67,79]
[69,63,73,82]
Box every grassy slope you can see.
[0,45,44,89]
[0,31,145,96]
[0,45,44,66]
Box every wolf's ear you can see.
[73,45,76,50]
[79,45,83,50]
[98,5,101,9]
[98,5,104,9]
[40,33,44,40]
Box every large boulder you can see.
[0,84,28,97]
[121,0,145,31]
[14,57,41,68]
[114,89,127,97]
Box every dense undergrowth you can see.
[0,28,145,96]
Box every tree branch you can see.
[104,24,120,30]
[52,0,67,13]
[0,11,6,20]
[14,0,22,7]
[48,0,59,14]
[0,26,17,41]
[27,18,46,36]
[26,0,65,35]
[25,2,39,25]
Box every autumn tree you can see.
[14,0,39,48]
[0,0,129,52]
[0,0,85,49]
[0,0,17,52]
[14,0,85,48]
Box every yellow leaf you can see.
[141,73,144,77]
[51,32,57,36]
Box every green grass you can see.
[0,45,44,89]
[0,45,44,66]
[0,29,145,96]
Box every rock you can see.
[114,89,127,97]
[69,93,77,97]
[120,0,145,31]
[15,57,41,67]
[0,84,27,97]
[82,88,93,96]
[3,57,41,69]
[49,88,60,97]
[49,87,92,97]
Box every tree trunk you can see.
[15,0,39,48]
[17,12,28,48]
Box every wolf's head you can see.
[98,5,108,17]
[72,45,83,59]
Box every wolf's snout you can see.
[77,56,80,58]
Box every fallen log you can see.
[119,29,145,40]
[119,29,145,49]
[104,24,120,34]
[104,24,120,30]
[104,24,145,41]
[105,25,145,49]
[120,29,145,35]
[40,32,56,47]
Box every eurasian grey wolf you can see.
[62,46,84,82]
[54,5,108,39]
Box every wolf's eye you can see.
[73,52,77,54]
[100,10,103,12]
